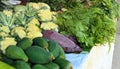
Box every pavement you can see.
[111,0,120,68]
[112,21,120,69]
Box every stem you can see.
[8,16,12,26]
[9,14,15,27]
[0,12,8,26]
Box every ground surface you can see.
[112,20,120,69]
[112,0,120,67]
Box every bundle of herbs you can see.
[57,0,120,51]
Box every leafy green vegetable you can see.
[57,0,119,51]
[89,0,120,18]
[0,11,16,27]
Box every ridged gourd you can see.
[5,46,28,62]
[48,40,60,58]
[17,38,33,50]
[14,61,31,69]
[32,64,48,69]
[25,46,54,64]
[54,58,72,69]
[44,62,60,69]
[2,56,14,65]
[57,45,66,59]
[33,37,48,51]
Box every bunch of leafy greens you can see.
[57,0,119,51]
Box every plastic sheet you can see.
[66,53,88,69]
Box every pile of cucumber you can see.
[0,37,72,69]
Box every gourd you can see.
[54,58,72,69]
[25,46,54,64]
[57,45,66,59]
[14,61,31,69]
[33,37,48,50]
[6,46,28,62]
[48,40,60,58]
[0,61,15,69]
[17,38,33,50]
[44,62,59,69]
[32,64,48,69]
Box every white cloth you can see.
[66,43,114,69]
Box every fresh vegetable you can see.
[28,0,80,11]
[0,61,15,69]
[0,26,10,34]
[38,10,53,21]
[0,50,3,60]
[6,46,28,62]
[0,2,58,41]
[0,36,72,69]
[2,56,14,65]
[48,40,60,58]
[14,5,26,12]
[57,45,66,59]
[26,18,43,39]
[25,46,54,64]
[33,37,48,50]
[0,10,16,27]
[27,31,43,39]
[17,38,33,50]
[57,1,119,51]
[0,37,17,53]
[26,25,40,32]
[40,22,58,31]
[14,61,31,69]
[27,17,40,27]
[44,62,59,69]
[11,26,26,39]
[54,58,72,69]
[32,64,48,69]
[43,30,82,52]
[0,2,74,69]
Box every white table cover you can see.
[66,43,114,69]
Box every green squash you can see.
[44,62,59,69]
[25,46,54,64]
[17,38,33,50]
[48,40,60,58]
[32,64,48,69]
[0,61,15,69]
[6,46,28,62]
[57,45,66,59]
[54,58,72,69]
[14,61,31,69]
[33,37,48,50]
